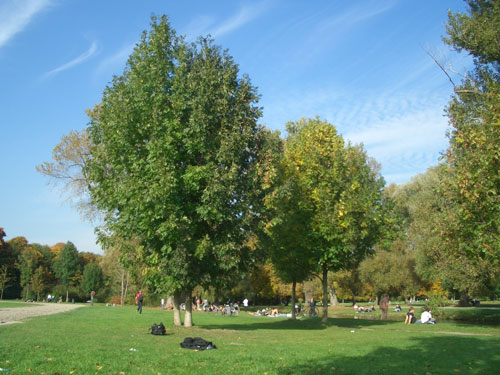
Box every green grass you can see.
[1,304,500,375]
[0,300,38,308]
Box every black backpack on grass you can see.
[150,322,166,335]
[180,337,216,350]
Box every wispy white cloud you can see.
[0,0,52,48]
[42,41,98,79]
[211,2,268,38]
[183,1,270,40]
[94,42,135,78]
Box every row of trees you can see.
[26,1,499,325]
[0,228,140,304]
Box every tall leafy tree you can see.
[0,265,9,300]
[0,229,19,299]
[54,241,80,302]
[36,129,95,219]
[407,166,496,303]
[17,245,42,299]
[444,0,499,262]
[282,118,385,322]
[81,262,104,297]
[432,0,500,299]
[86,16,266,327]
[31,265,47,302]
[263,131,318,319]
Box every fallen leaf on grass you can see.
[96,366,103,370]
[34,345,40,349]
[46,358,54,361]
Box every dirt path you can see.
[0,303,85,325]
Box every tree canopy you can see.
[86,15,268,326]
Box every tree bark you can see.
[173,291,182,326]
[123,272,129,305]
[328,284,339,306]
[120,270,125,305]
[459,291,470,307]
[184,290,193,327]
[291,280,297,320]
[303,280,313,304]
[66,288,69,303]
[321,264,329,323]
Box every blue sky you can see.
[1,0,469,254]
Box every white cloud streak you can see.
[42,41,98,79]
[95,42,135,78]
[183,1,269,40]
[0,0,52,48]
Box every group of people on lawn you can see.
[405,306,436,324]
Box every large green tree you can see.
[86,16,266,327]
[81,262,104,297]
[281,118,385,322]
[54,241,80,302]
[432,0,500,300]
[263,132,317,319]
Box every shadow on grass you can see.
[198,316,402,331]
[274,335,500,375]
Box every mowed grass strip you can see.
[1,304,499,375]
[0,300,40,308]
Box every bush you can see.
[425,291,450,317]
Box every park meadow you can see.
[1,301,500,375]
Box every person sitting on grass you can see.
[417,307,436,324]
[271,308,279,317]
[394,304,401,312]
[405,307,416,324]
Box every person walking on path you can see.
[90,290,96,306]
[135,290,144,314]
[243,298,249,312]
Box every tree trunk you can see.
[1,287,4,300]
[303,280,313,304]
[165,296,174,309]
[25,285,30,300]
[173,291,182,326]
[123,272,129,305]
[120,270,125,305]
[459,291,470,307]
[328,284,339,306]
[352,294,357,305]
[291,280,297,320]
[321,264,329,323]
[66,288,69,303]
[36,292,39,302]
[184,290,193,327]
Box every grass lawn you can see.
[1,303,500,375]
[0,300,39,308]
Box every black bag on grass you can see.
[150,322,166,335]
[180,337,216,350]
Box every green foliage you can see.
[81,262,104,296]
[54,242,80,301]
[86,14,266,308]
[277,118,385,320]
